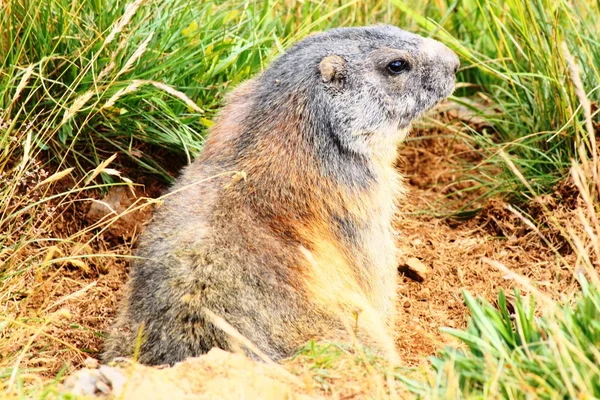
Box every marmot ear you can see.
[319,55,346,86]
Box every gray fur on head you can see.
[248,25,458,160]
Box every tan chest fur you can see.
[293,150,404,361]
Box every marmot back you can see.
[103,25,459,365]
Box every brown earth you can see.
[0,111,583,397]
[392,127,578,366]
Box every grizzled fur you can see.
[103,25,458,365]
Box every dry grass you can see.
[0,151,157,390]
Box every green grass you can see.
[1,0,410,182]
[291,272,600,399]
[3,0,599,193]
[413,283,600,398]
[396,0,600,206]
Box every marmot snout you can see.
[103,25,458,365]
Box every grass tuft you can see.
[396,0,600,205]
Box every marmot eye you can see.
[386,59,409,75]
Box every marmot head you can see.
[254,25,459,160]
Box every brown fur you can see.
[203,81,402,356]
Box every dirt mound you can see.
[63,348,319,399]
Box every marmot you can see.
[103,25,458,365]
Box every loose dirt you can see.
[392,123,582,366]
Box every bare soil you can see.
[392,129,578,366]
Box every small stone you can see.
[95,380,111,395]
[83,357,100,369]
[61,369,102,396]
[398,257,431,282]
[99,365,127,396]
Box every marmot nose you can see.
[449,54,460,74]
[423,38,460,75]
